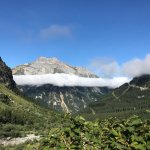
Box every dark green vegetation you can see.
[39,115,150,150]
[0,84,60,138]
[81,75,150,120]
[2,115,150,150]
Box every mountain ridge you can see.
[12,56,97,78]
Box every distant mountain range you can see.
[10,56,150,117]
[12,57,110,113]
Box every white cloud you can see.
[39,24,72,39]
[13,54,150,88]
[122,54,150,77]
[13,73,130,88]
[89,58,120,78]
[89,53,150,78]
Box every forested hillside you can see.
[81,75,150,120]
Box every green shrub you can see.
[40,115,150,150]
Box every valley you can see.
[0,57,150,149]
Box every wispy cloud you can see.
[39,24,72,40]
[17,24,73,43]
[89,58,120,78]
[13,73,130,88]
[89,53,150,78]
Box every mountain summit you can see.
[12,57,110,113]
[12,57,97,78]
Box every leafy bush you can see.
[39,115,150,150]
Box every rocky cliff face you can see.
[0,57,16,90]
[18,84,110,113]
[12,57,97,78]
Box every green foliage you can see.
[0,124,25,138]
[0,93,10,105]
[39,115,150,150]
[80,82,150,120]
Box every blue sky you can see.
[0,0,150,71]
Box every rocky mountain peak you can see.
[12,57,97,78]
[0,57,16,90]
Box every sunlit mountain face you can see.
[12,57,116,113]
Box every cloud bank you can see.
[122,54,150,77]
[13,53,150,88]
[89,53,150,78]
[13,73,130,88]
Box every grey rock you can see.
[12,57,97,78]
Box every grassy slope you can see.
[0,84,61,137]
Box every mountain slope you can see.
[0,84,56,125]
[12,57,111,113]
[0,57,16,91]
[82,74,150,120]
[0,57,60,138]
[18,85,110,113]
